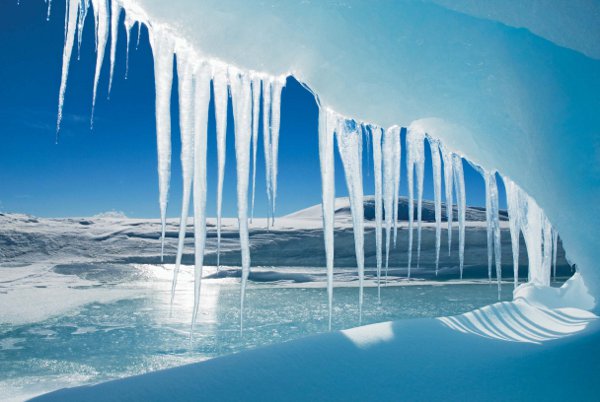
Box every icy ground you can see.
[0,198,575,400]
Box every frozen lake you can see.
[0,261,569,401]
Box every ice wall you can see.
[52,0,600,311]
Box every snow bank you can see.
[32,305,600,401]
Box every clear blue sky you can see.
[0,0,502,218]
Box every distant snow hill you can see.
[0,197,568,280]
[285,196,508,222]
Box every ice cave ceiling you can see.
[52,0,600,302]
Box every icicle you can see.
[250,74,261,222]
[213,63,229,268]
[542,217,553,285]
[136,21,142,50]
[90,0,108,128]
[169,47,195,313]
[123,14,135,79]
[365,126,371,177]
[392,127,401,247]
[47,0,52,21]
[428,138,442,275]
[107,0,120,97]
[230,69,253,333]
[552,228,558,281]
[488,172,502,298]
[441,145,454,255]
[76,0,89,60]
[371,126,383,300]
[406,128,425,278]
[269,77,285,225]
[452,154,466,279]
[149,29,174,262]
[318,107,336,331]
[484,172,493,282]
[56,0,79,136]
[262,78,273,228]
[504,178,522,288]
[335,116,365,323]
[507,181,552,287]
[191,62,211,331]
[382,126,399,282]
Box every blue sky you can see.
[0,0,503,218]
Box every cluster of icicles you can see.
[53,0,561,332]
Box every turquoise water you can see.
[0,263,564,400]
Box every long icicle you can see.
[382,126,398,284]
[250,74,261,222]
[441,145,454,255]
[484,172,493,283]
[504,177,522,288]
[406,128,425,278]
[56,0,79,137]
[170,47,195,314]
[428,138,442,275]
[453,154,466,279]
[76,0,89,60]
[335,117,365,324]
[371,126,383,301]
[90,0,108,128]
[318,106,336,331]
[269,77,285,225]
[262,79,273,228]
[191,62,211,332]
[213,63,229,269]
[552,228,558,281]
[392,127,401,247]
[230,70,253,334]
[107,0,120,97]
[123,14,134,79]
[149,29,174,262]
[488,172,502,298]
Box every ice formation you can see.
[213,63,228,267]
[250,75,261,222]
[428,138,442,275]
[229,69,253,332]
[482,171,502,297]
[452,154,466,279]
[318,106,336,330]
[382,126,400,282]
[51,0,578,328]
[170,45,195,312]
[333,113,365,322]
[406,128,425,278]
[149,28,174,262]
[107,0,120,97]
[370,126,384,300]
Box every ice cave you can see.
[1,0,600,400]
